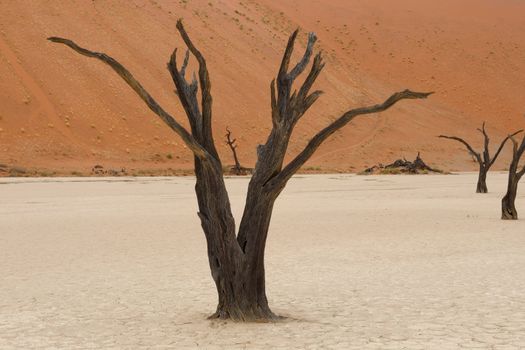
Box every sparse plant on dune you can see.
[48,20,431,321]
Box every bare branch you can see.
[297,52,325,102]
[272,30,300,123]
[302,90,324,114]
[476,121,487,136]
[267,90,433,188]
[278,29,299,81]
[438,134,482,164]
[168,49,202,133]
[272,31,323,128]
[288,32,317,80]
[47,36,208,159]
[176,19,218,158]
[489,129,524,168]
[510,135,518,150]
[513,134,525,178]
[477,122,491,165]
[180,50,190,77]
[270,79,279,128]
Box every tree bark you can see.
[214,197,277,320]
[502,184,518,220]
[501,135,525,220]
[476,166,488,194]
[48,21,431,321]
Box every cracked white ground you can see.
[1,173,524,349]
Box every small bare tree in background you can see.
[439,123,522,193]
[502,134,525,220]
[225,127,244,175]
[49,20,431,321]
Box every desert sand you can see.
[1,0,525,174]
[1,173,524,349]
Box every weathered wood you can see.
[439,123,522,193]
[363,152,442,174]
[502,134,525,220]
[49,21,431,321]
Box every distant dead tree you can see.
[362,152,442,175]
[439,123,522,193]
[225,127,243,175]
[501,134,525,220]
[48,20,431,321]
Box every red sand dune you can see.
[1,0,524,175]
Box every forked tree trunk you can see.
[49,21,431,321]
[205,228,275,320]
[211,196,278,320]
[439,123,522,194]
[501,135,525,220]
[205,176,278,320]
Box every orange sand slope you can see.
[1,0,524,174]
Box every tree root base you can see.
[208,307,281,322]
[501,214,518,220]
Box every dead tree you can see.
[439,123,522,193]
[385,152,441,174]
[502,134,525,220]
[225,127,243,175]
[48,21,431,321]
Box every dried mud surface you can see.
[1,173,525,349]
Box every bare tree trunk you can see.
[48,21,431,321]
[197,162,275,320]
[502,183,518,220]
[439,123,522,193]
[215,198,277,320]
[476,166,488,193]
[501,135,525,220]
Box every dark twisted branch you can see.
[174,20,219,159]
[179,50,190,77]
[47,36,208,159]
[168,49,202,135]
[288,32,317,80]
[438,135,481,163]
[490,129,523,168]
[297,53,325,103]
[270,79,279,128]
[510,135,525,179]
[247,30,326,183]
[439,125,523,168]
[273,31,321,126]
[477,121,490,164]
[267,90,433,188]
[277,30,299,82]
